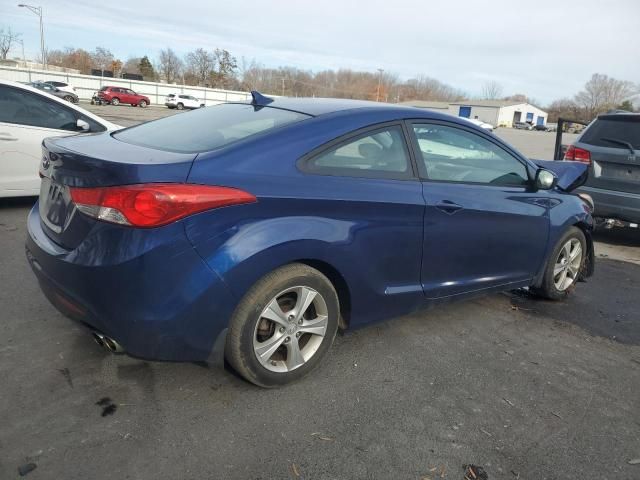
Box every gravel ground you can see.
[1,104,638,480]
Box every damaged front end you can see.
[531,159,589,192]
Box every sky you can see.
[1,0,639,104]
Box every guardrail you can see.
[0,65,253,106]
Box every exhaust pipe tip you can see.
[92,331,124,353]
[92,332,105,348]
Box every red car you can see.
[98,86,150,107]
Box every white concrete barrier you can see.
[0,65,252,106]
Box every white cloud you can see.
[6,0,639,103]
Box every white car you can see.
[165,93,205,110]
[462,117,495,132]
[44,81,76,95]
[0,80,121,198]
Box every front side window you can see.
[304,125,411,178]
[413,123,528,186]
[114,103,311,153]
[0,85,78,131]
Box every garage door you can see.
[526,112,534,122]
[537,116,544,126]
[458,106,471,118]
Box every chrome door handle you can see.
[435,201,463,214]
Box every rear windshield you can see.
[581,116,640,149]
[114,103,311,153]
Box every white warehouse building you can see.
[401,100,548,128]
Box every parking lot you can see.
[1,105,639,480]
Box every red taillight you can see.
[564,145,591,164]
[70,183,256,227]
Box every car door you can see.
[296,123,427,324]
[408,121,549,299]
[122,89,135,104]
[0,85,85,196]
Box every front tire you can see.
[138,100,148,108]
[225,263,339,388]
[534,227,586,300]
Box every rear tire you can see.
[533,227,586,300]
[225,263,339,388]
[111,97,120,106]
[177,103,184,110]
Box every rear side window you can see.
[303,125,412,179]
[114,103,311,153]
[0,85,77,130]
[580,117,640,149]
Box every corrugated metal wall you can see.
[0,66,252,106]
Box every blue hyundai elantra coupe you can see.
[26,92,594,387]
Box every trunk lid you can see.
[39,133,196,249]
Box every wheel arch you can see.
[532,217,594,288]
[296,259,351,330]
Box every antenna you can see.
[251,90,274,106]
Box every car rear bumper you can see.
[578,186,640,224]
[25,202,237,361]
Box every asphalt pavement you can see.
[0,106,639,479]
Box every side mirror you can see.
[535,168,557,190]
[76,119,91,132]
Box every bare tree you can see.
[481,80,503,100]
[0,27,21,60]
[158,48,182,83]
[91,47,114,75]
[185,48,213,86]
[546,98,583,122]
[123,57,141,74]
[211,48,238,88]
[48,47,93,74]
[575,73,637,119]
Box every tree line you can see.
[3,26,638,121]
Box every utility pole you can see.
[18,4,45,70]
[376,68,384,102]
[17,39,26,65]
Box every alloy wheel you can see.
[253,286,329,373]
[553,238,582,291]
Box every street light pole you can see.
[17,4,45,69]
[376,68,384,102]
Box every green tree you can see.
[617,100,634,112]
[138,55,155,81]
[210,48,237,88]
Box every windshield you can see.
[580,116,640,149]
[114,103,311,153]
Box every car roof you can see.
[597,112,640,121]
[241,96,442,118]
[0,79,121,130]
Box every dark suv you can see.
[565,112,639,226]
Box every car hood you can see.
[531,159,588,192]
